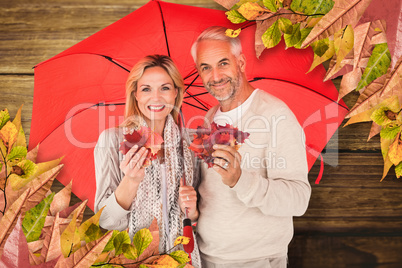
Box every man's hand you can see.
[212,144,242,187]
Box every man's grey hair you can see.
[191,26,243,63]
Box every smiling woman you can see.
[93,54,201,266]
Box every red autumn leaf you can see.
[0,215,30,267]
[189,122,249,168]
[119,126,163,167]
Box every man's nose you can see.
[211,68,222,81]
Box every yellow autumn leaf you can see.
[60,212,80,257]
[381,155,394,181]
[174,236,190,246]
[307,39,335,73]
[0,121,18,153]
[334,25,354,70]
[77,206,105,241]
[147,255,179,268]
[388,132,402,166]
[238,2,268,20]
[225,28,241,38]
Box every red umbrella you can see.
[29,0,348,211]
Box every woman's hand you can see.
[115,145,148,210]
[179,178,199,222]
[120,145,148,183]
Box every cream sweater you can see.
[197,89,311,263]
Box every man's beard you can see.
[205,69,242,102]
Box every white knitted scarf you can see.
[127,114,201,267]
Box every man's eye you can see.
[201,66,210,71]
[220,62,228,66]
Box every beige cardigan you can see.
[196,89,311,264]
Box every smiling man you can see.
[191,26,311,268]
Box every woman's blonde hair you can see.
[123,54,184,128]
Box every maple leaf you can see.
[189,123,249,168]
[367,122,382,141]
[54,230,113,268]
[338,67,363,100]
[301,0,373,48]
[357,0,402,69]
[308,38,335,73]
[49,180,72,216]
[356,43,391,91]
[0,187,30,257]
[26,144,39,163]
[347,58,401,118]
[0,215,30,267]
[22,193,55,242]
[40,212,62,263]
[353,20,386,70]
[0,121,18,153]
[20,165,63,216]
[119,126,163,167]
[60,212,80,258]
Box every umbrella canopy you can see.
[30,0,348,210]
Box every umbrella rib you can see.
[157,1,171,57]
[249,77,350,111]
[184,92,208,98]
[101,55,130,72]
[184,73,210,111]
[183,101,208,112]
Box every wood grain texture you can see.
[0,0,401,267]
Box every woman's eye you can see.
[162,86,170,91]
[141,87,150,92]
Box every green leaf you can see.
[395,162,402,178]
[132,228,153,258]
[380,124,401,140]
[311,38,329,57]
[169,250,190,264]
[294,27,313,49]
[102,230,120,253]
[22,192,55,242]
[7,146,27,164]
[263,0,278,12]
[278,18,293,34]
[284,23,302,48]
[139,265,149,268]
[356,43,391,91]
[225,10,246,24]
[122,243,138,260]
[84,223,104,244]
[290,0,334,16]
[113,231,131,255]
[0,109,10,130]
[177,264,187,268]
[262,20,282,49]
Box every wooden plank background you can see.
[1,0,401,267]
